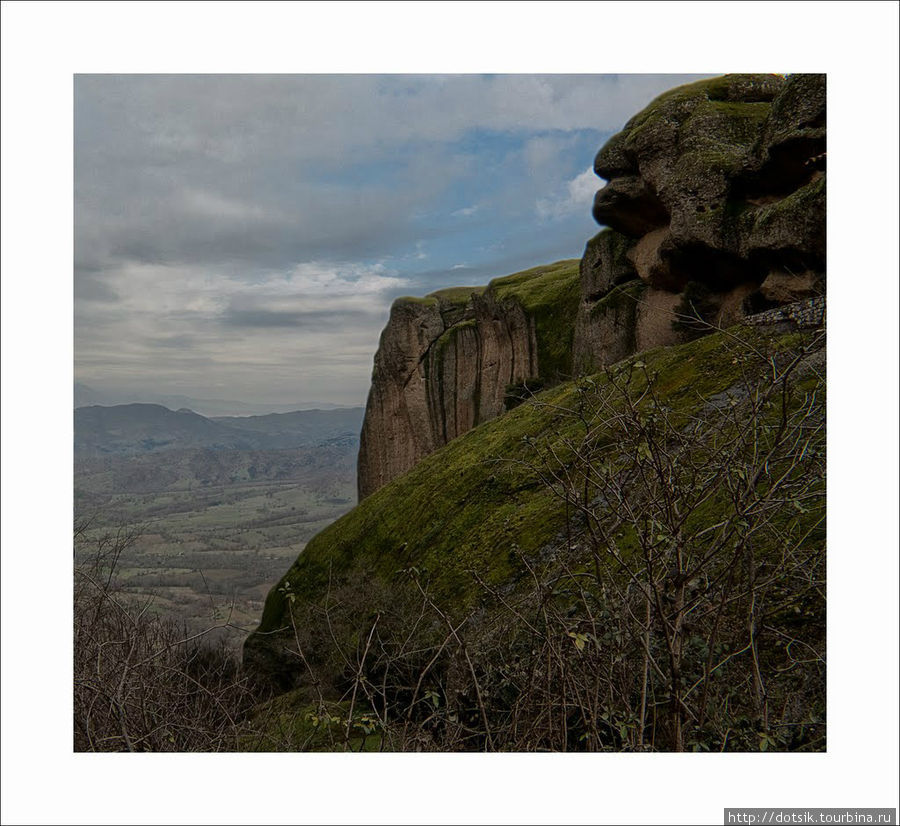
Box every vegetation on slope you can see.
[246,322,825,751]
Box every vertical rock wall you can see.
[358,262,579,499]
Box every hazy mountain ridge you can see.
[74,403,364,456]
[74,407,362,649]
[74,382,358,417]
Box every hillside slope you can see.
[245,323,825,750]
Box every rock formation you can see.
[576,73,825,370]
[247,75,828,714]
[358,262,579,498]
[358,74,825,498]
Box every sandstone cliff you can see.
[358,74,825,498]
[358,261,579,498]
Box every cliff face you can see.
[576,73,825,371]
[358,261,579,498]
[358,74,825,498]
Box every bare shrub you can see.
[472,327,826,751]
[84,327,824,752]
[73,520,263,751]
[260,327,825,752]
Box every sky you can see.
[74,73,712,407]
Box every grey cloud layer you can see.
[76,74,705,272]
[75,74,709,404]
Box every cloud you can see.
[74,73,713,403]
[75,275,120,303]
[282,262,407,296]
[181,189,270,222]
[535,166,599,220]
[222,307,376,330]
[75,258,409,404]
[521,134,580,176]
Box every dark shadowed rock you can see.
[592,175,669,236]
[759,268,824,304]
[579,229,636,300]
[751,73,826,195]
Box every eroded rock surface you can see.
[358,262,579,498]
[575,73,825,371]
[360,75,826,495]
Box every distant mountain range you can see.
[74,382,359,418]
[74,402,365,456]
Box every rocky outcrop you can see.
[575,73,825,371]
[359,74,826,496]
[358,261,580,498]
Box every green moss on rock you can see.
[427,285,485,305]
[488,259,581,380]
[589,279,646,319]
[393,295,439,308]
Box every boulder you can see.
[628,227,679,290]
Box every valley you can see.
[74,406,362,647]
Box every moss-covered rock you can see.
[752,73,826,195]
[577,73,825,371]
[745,175,826,267]
[487,259,581,382]
[589,74,824,275]
[580,228,637,301]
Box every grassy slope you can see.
[254,324,819,638]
